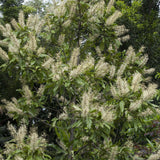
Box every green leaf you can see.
[103,122,111,130]
[146,138,155,151]
[68,120,82,129]
[134,122,138,132]
[86,117,92,129]
[119,101,125,114]
[64,81,70,87]
[76,78,85,86]
[52,118,58,127]
[53,85,59,95]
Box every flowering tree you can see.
[0,0,160,159]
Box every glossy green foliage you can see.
[0,0,159,159]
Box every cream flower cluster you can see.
[4,124,47,158]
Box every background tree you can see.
[116,0,160,74]
[0,0,24,23]
[0,0,24,150]
[23,0,51,16]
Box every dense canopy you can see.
[0,0,160,159]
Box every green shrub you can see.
[0,0,160,159]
